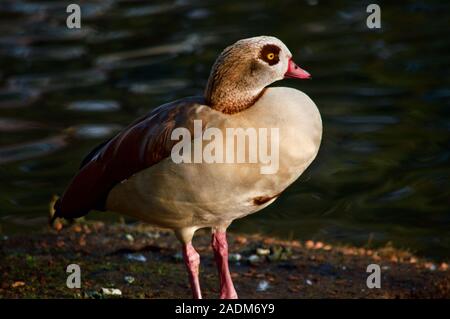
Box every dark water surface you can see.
[0,0,449,260]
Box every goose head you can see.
[205,36,310,114]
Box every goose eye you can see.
[260,44,281,66]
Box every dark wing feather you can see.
[55,96,205,219]
[79,138,112,169]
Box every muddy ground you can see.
[0,220,449,299]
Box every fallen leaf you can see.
[53,221,63,231]
[234,236,247,245]
[11,281,25,288]
[305,240,314,249]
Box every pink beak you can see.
[284,58,311,79]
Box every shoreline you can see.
[1,220,449,298]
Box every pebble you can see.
[306,279,313,286]
[173,252,183,261]
[229,253,242,262]
[101,288,122,296]
[256,248,270,256]
[125,234,134,242]
[125,253,147,262]
[424,262,436,271]
[256,280,270,292]
[84,290,102,299]
[146,232,160,239]
[124,276,135,284]
[247,254,260,264]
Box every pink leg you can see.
[182,242,202,299]
[211,231,238,299]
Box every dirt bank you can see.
[0,221,449,298]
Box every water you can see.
[0,0,449,260]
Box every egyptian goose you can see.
[53,36,322,299]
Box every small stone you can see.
[146,232,160,239]
[306,279,313,286]
[323,245,332,251]
[124,276,135,284]
[424,262,436,271]
[126,254,147,262]
[256,248,270,256]
[256,280,270,292]
[125,234,134,242]
[101,288,122,296]
[173,252,183,261]
[248,254,260,264]
[229,253,242,262]
[84,290,102,299]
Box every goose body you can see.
[54,36,322,299]
[106,87,322,234]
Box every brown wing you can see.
[55,96,206,219]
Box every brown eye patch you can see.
[259,44,281,66]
